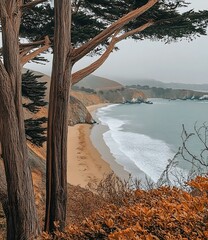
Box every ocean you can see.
[91,99,208,184]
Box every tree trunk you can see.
[0,2,39,239]
[45,0,72,233]
[0,64,39,239]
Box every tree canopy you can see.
[20,0,208,58]
[19,0,208,84]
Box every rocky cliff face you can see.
[97,87,146,103]
[71,90,107,106]
[68,96,96,126]
[68,88,147,126]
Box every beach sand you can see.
[67,104,113,188]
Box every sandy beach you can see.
[67,104,113,187]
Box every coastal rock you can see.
[71,90,107,106]
[68,96,96,126]
[97,87,146,104]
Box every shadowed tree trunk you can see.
[0,1,39,239]
[45,0,72,232]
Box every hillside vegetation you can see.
[42,175,208,239]
[128,85,208,100]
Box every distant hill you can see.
[116,78,208,92]
[74,75,124,91]
[129,85,208,100]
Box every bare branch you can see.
[181,124,208,168]
[72,0,158,63]
[19,38,49,49]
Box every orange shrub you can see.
[42,176,208,239]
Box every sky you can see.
[25,0,208,84]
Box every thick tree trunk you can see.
[0,64,39,239]
[45,0,71,233]
[0,1,39,239]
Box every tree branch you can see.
[72,0,158,63]
[19,38,49,49]
[72,21,154,85]
[20,36,51,65]
[116,21,155,42]
[21,0,48,9]
[72,39,116,85]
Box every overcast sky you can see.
[26,0,208,84]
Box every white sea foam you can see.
[95,101,208,185]
[97,108,185,183]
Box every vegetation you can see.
[22,70,47,146]
[25,117,47,147]
[0,0,208,239]
[41,175,208,239]
[22,70,47,113]
[72,85,97,94]
[127,84,208,100]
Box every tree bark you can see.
[0,1,39,239]
[45,0,72,233]
[0,63,39,240]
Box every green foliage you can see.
[22,70,48,147]
[20,0,208,58]
[25,117,47,147]
[72,85,97,94]
[22,70,47,113]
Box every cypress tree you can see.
[22,70,47,147]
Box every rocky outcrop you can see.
[68,96,96,126]
[97,87,146,104]
[71,90,107,106]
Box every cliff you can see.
[73,74,147,104]
[71,90,107,106]
[72,87,147,105]
[97,87,146,103]
[128,85,208,100]
[68,95,96,125]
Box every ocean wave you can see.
[106,130,175,182]
[98,113,185,183]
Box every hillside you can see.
[118,78,208,92]
[41,175,208,240]
[74,74,124,91]
[128,85,208,100]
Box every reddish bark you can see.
[45,0,72,233]
[0,1,39,239]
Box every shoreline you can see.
[89,104,131,182]
[67,103,128,188]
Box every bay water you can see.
[91,99,208,184]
